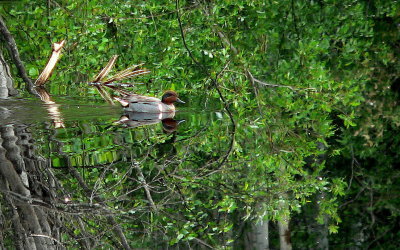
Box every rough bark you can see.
[0,127,45,248]
[0,49,18,98]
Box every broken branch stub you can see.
[34,40,66,86]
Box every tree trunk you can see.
[0,49,18,98]
[278,210,292,250]
[247,217,269,250]
[277,163,292,250]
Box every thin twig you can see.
[66,162,132,250]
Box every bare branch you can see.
[246,70,317,92]
[35,40,65,86]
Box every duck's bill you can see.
[176,98,185,104]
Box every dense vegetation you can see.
[1,0,399,248]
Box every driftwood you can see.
[34,40,65,86]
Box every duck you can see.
[114,90,185,113]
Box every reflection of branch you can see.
[36,87,65,128]
[0,188,51,207]
[30,234,64,247]
[133,162,157,210]
[66,163,132,250]
[35,40,65,86]
[0,15,36,94]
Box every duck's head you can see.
[161,90,185,105]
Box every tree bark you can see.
[246,217,270,250]
[0,49,18,98]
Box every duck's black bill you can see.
[176,98,185,104]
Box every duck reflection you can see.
[116,111,185,133]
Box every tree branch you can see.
[246,70,317,92]
[0,15,36,95]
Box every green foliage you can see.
[1,0,399,248]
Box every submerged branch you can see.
[29,234,65,247]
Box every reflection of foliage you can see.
[1,0,399,248]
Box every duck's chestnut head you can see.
[161,90,185,105]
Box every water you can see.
[0,91,234,248]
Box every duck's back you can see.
[116,94,176,113]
